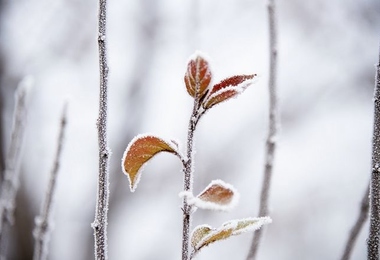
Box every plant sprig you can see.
[122,51,271,260]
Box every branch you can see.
[182,101,200,260]
[247,0,278,259]
[92,0,110,259]
[340,184,369,260]
[0,77,32,254]
[368,43,380,260]
[33,103,67,260]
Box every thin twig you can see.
[247,0,278,259]
[92,0,110,258]
[0,78,32,257]
[340,184,369,260]
[182,101,200,260]
[33,103,67,260]
[368,43,380,260]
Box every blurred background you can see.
[0,0,379,259]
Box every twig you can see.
[368,43,380,260]
[246,0,278,259]
[182,101,200,260]
[340,184,369,260]
[33,103,67,260]
[92,0,111,259]
[0,78,32,255]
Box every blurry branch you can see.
[368,43,380,260]
[92,0,111,259]
[0,78,32,255]
[247,0,278,259]
[0,84,5,181]
[340,184,369,260]
[33,103,67,260]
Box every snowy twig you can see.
[368,44,380,260]
[182,101,200,260]
[92,0,111,259]
[33,103,67,260]
[247,1,278,259]
[0,78,32,253]
[0,82,30,233]
[340,184,369,260]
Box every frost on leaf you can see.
[191,179,239,211]
[191,217,272,256]
[203,74,257,109]
[184,52,212,99]
[191,225,212,248]
[121,134,179,192]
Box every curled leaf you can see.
[191,225,212,248]
[194,179,239,211]
[203,74,258,109]
[191,217,272,256]
[121,134,179,192]
[184,52,212,99]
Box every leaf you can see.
[191,225,212,248]
[193,179,239,211]
[121,134,179,192]
[224,217,272,236]
[191,217,272,256]
[192,223,234,252]
[184,52,212,99]
[203,74,257,109]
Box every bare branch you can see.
[33,103,67,260]
[368,43,380,260]
[92,0,111,259]
[0,77,32,256]
[247,0,278,259]
[340,184,369,260]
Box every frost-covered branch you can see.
[92,0,111,259]
[340,184,369,260]
[0,78,32,253]
[247,1,278,259]
[182,100,200,260]
[33,103,67,260]
[368,43,380,260]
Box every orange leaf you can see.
[184,52,212,99]
[121,135,179,192]
[195,179,238,211]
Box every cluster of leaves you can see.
[121,52,271,258]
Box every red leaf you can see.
[203,88,240,109]
[203,74,257,109]
[121,135,178,192]
[210,74,257,95]
[184,53,212,99]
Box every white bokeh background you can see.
[0,0,379,259]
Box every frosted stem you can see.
[33,103,67,260]
[182,101,200,260]
[340,184,369,260]
[0,78,31,255]
[92,0,111,259]
[368,43,380,260]
[247,1,278,259]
